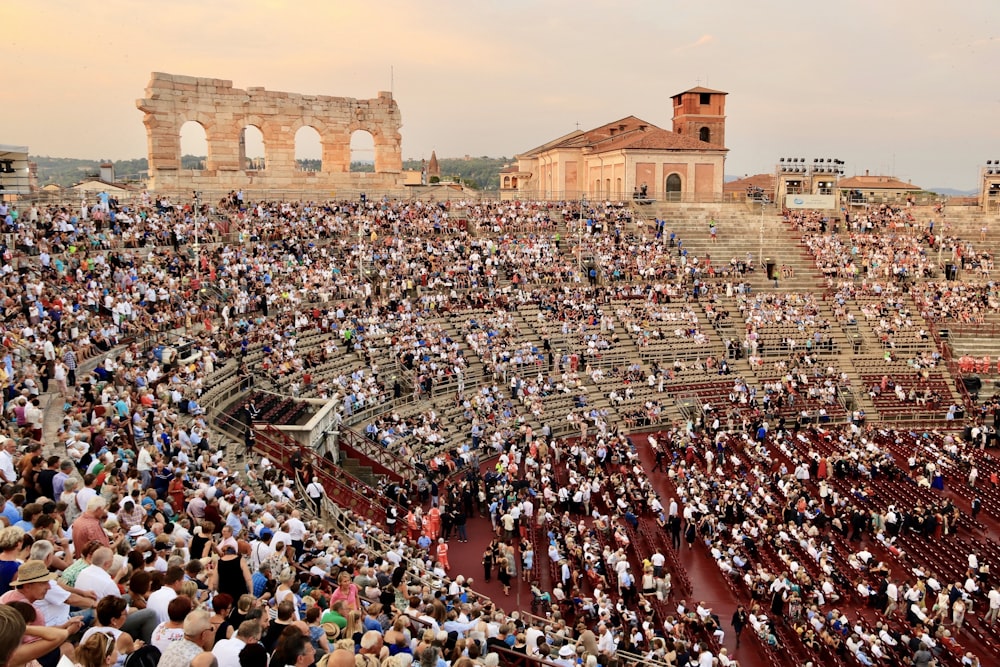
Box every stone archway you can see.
[665,173,682,201]
[136,72,404,192]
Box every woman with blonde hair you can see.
[274,569,301,620]
[76,632,118,667]
[327,571,361,612]
[179,579,201,605]
[0,527,26,595]
[344,610,364,650]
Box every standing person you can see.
[243,428,255,458]
[731,605,748,648]
[305,478,323,516]
[53,359,69,398]
[482,545,494,584]
[669,515,682,551]
[212,546,252,602]
[499,545,516,596]
[985,585,1000,625]
[453,506,468,543]
[328,572,361,613]
[62,346,77,388]
[684,518,697,550]
[436,539,449,573]
[521,539,534,582]
[385,504,399,536]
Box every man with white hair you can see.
[75,547,122,600]
[358,630,385,663]
[0,438,18,484]
[71,496,110,548]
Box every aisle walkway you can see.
[435,443,772,667]
[631,433,770,667]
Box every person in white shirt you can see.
[651,551,666,577]
[305,478,323,514]
[0,439,17,484]
[885,581,899,616]
[285,511,307,555]
[986,586,1000,624]
[596,624,617,655]
[75,482,98,514]
[76,547,123,601]
[213,619,261,667]
[249,530,275,572]
[147,565,184,622]
[27,539,97,626]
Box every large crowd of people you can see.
[0,191,995,667]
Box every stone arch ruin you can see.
[137,72,403,193]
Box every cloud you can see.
[674,34,715,53]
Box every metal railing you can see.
[336,424,410,483]
[251,423,405,529]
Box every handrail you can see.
[616,649,675,667]
[337,424,410,483]
[252,423,405,528]
[489,644,566,667]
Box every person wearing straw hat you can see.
[0,560,84,667]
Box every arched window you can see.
[665,173,682,201]
[295,126,322,171]
[241,125,265,170]
[179,120,207,170]
[699,127,711,143]
[503,176,510,188]
[350,130,375,172]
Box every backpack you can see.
[123,644,161,667]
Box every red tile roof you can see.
[519,116,725,157]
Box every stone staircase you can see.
[338,455,380,488]
[629,201,823,292]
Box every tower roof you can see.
[428,150,440,176]
[672,86,728,99]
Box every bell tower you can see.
[671,86,727,148]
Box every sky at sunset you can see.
[3,0,999,189]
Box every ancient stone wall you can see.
[136,72,404,193]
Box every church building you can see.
[502,86,728,201]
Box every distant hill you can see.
[33,154,511,191]
[402,156,509,190]
[928,187,977,197]
[31,155,195,187]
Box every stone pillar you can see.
[323,132,350,173]
[208,113,241,171]
[262,121,297,173]
[141,115,181,171]
[374,131,402,173]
